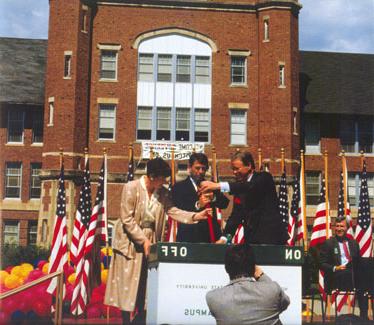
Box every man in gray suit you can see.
[206,245,290,325]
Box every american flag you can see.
[287,171,304,246]
[310,177,332,247]
[355,161,373,257]
[337,171,353,239]
[278,169,289,235]
[70,159,93,315]
[47,163,68,295]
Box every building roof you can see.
[300,50,374,116]
[0,37,47,105]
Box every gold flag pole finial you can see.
[59,148,64,168]
[258,148,262,171]
[281,148,285,172]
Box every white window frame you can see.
[263,17,270,41]
[98,44,121,81]
[348,172,374,206]
[98,103,116,141]
[228,50,250,87]
[195,56,210,84]
[156,107,172,141]
[304,117,320,154]
[81,5,88,33]
[3,220,20,245]
[340,118,374,154]
[48,97,54,126]
[63,51,72,79]
[230,109,247,145]
[28,220,38,245]
[30,162,42,199]
[138,53,154,81]
[7,110,25,143]
[305,171,321,205]
[5,162,22,199]
[293,107,298,135]
[157,54,173,82]
[279,63,285,87]
[176,55,191,83]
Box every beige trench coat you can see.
[104,177,197,312]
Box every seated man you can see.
[206,244,290,325]
[319,216,368,319]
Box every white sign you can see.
[147,263,301,325]
[141,142,205,160]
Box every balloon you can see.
[2,297,18,314]
[26,269,44,282]
[21,263,33,272]
[26,310,39,321]
[37,260,47,270]
[4,274,21,289]
[101,247,112,256]
[65,284,74,301]
[101,269,108,284]
[5,266,13,273]
[0,270,9,286]
[42,263,49,274]
[90,291,103,305]
[33,301,49,317]
[101,262,104,270]
[10,310,25,322]
[0,310,9,324]
[11,265,23,277]
[68,273,76,285]
[86,304,102,318]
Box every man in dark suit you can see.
[171,153,229,243]
[200,151,288,245]
[206,244,290,324]
[320,216,368,320]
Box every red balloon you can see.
[37,260,47,270]
[65,284,74,301]
[33,301,50,317]
[5,266,13,273]
[26,269,43,282]
[65,265,74,277]
[2,297,18,314]
[86,304,102,318]
[90,291,103,305]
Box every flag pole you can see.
[150,145,154,160]
[281,148,285,172]
[300,150,308,253]
[360,150,364,171]
[212,146,217,182]
[341,150,348,218]
[324,150,330,239]
[258,148,262,171]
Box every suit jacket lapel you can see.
[333,238,342,266]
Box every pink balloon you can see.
[2,297,18,314]
[65,265,74,277]
[5,266,13,273]
[0,310,10,323]
[65,284,74,301]
[26,269,43,282]
[33,301,50,317]
[86,304,102,318]
[90,291,103,305]
[37,260,47,270]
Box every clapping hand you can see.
[198,181,221,194]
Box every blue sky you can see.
[0,0,373,53]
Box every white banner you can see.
[141,141,205,160]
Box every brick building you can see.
[0,0,372,247]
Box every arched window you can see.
[136,32,215,143]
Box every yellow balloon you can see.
[4,274,20,289]
[42,263,49,274]
[21,263,33,272]
[101,263,104,270]
[68,273,76,285]
[11,266,23,277]
[0,270,9,286]
[101,247,113,256]
[101,269,108,284]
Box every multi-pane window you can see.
[5,162,22,198]
[231,57,246,85]
[32,111,43,143]
[98,104,116,140]
[137,107,152,140]
[139,54,154,81]
[8,110,24,143]
[306,171,321,205]
[348,172,374,206]
[176,55,191,82]
[195,56,210,84]
[194,108,209,142]
[3,221,19,245]
[230,110,247,145]
[100,50,117,80]
[157,55,172,82]
[304,118,320,153]
[28,221,38,245]
[176,108,190,141]
[64,54,72,78]
[156,107,171,140]
[340,118,373,153]
[264,19,269,41]
[30,163,42,199]
[279,64,285,86]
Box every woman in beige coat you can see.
[104,158,209,324]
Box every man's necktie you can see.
[342,240,352,262]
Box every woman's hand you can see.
[193,208,212,221]
[143,238,151,257]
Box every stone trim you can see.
[132,28,218,52]
[97,44,122,51]
[228,103,250,110]
[228,50,251,57]
[97,97,119,104]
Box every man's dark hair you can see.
[231,151,255,169]
[224,244,256,280]
[189,153,209,169]
[146,158,171,178]
[335,216,349,228]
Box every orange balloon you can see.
[21,263,33,272]
[0,270,9,286]
[101,269,108,284]
[42,263,49,274]
[68,273,76,285]
[4,274,20,289]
